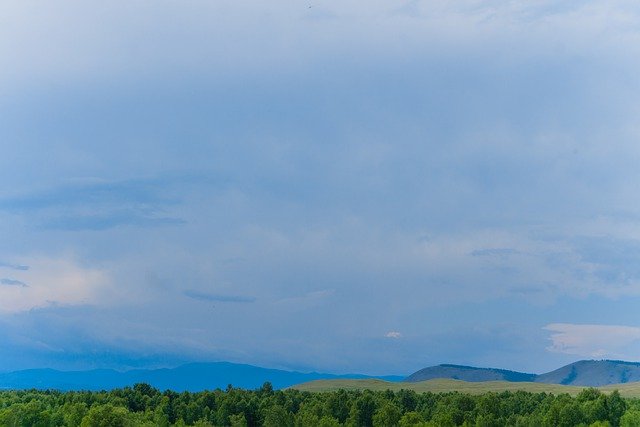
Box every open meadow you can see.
[292,378,640,398]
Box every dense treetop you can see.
[1,383,639,426]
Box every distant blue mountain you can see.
[0,362,404,392]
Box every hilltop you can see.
[536,360,640,386]
[3,359,640,392]
[406,364,536,383]
[404,360,640,387]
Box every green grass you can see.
[291,378,640,398]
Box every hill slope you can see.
[292,378,640,398]
[405,360,640,387]
[536,360,640,386]
[406,364,535,383]
[293,378,583,395]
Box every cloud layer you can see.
[545,323,640,359]
[0,257,109,314]
[1,1,640,373]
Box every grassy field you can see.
[291,378,640,398]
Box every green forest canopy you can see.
[1,383,639,426]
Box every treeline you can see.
[1,383,640,426]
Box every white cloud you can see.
[385,331,402,339]
[544,323,640,359]
[0,256,109,314]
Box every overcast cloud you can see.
[1,0,640,374]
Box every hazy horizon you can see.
[0,357,632,378]
[3,1,640,376]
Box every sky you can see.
[2,0,640,375]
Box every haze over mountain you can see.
[0,362,403,392]
[406,360,640,387]
[4,1,640,377]
[2,359,640,391]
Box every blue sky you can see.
[2,0,640,375]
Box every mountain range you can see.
[0,362,403,392]
[2,359,640,391]
[406,360,640,387]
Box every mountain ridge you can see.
[407,364,536,383]
[0,362,404,392]
[406,360,640,387]
[2,359,640,391]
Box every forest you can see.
[1,383,640,426]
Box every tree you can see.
[396,389,418,412]
[475,413,501,427]
[260,382,274,395]
[348,393,378,427]
[63,402,89,427]
[621,410,640,427]
[398,411,427,426]
[229,413,248,427]
[318,415,342,427]
[80,404,133,427]
[263,405,294,427]
[373,402,402,427]
[558,401,584,427]
[324,389,350,423]
[607,391,627,427]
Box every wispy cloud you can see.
[544,323,640,359]
[0,278,27,287]
[385,331,402,339]
[470,248,521,257]
[0,178,177,210]
[183,290,256,303]
[42,212,185,231]
[0,177,187,231]
[0,257,109,314]
[0,261,29,271]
